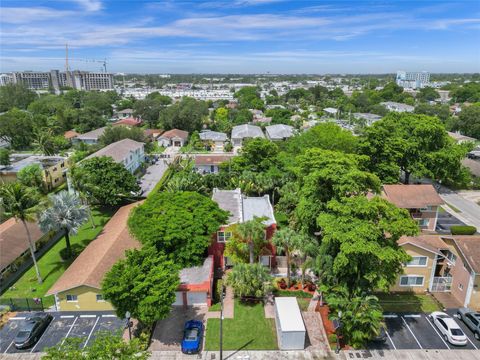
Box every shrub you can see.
[328,334,337,344]
[226,263,273,298]
[215,279,224,303]
[450,225,477,235]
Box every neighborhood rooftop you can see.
[0,154,66,173]
[46,202,142,295]
[265,124,294,140]
[448,236,480,273]
[85,138,144,164]
[76,126,106,141]
[160,129,189,139]
[194,154,234,166]
[212,188,276,226]
[398,235,450,255]
[179,256,213,286]
[382,184,444,209]
[231,124,264,139]
[199,130,228,142]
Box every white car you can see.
[429,311,468,346]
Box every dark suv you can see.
[14,312,53,349]
[457,308,480,340]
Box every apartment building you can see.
[396,71,430,89]
[85,138,145,173]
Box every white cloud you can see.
[72,0,103,12]
[0,7,75,24]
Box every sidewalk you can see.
[205,286,234,319]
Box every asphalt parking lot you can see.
[367,311,480,351]
[0,311,124,354]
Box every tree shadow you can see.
[224,339,254,359]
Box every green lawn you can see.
[376,293,442,313]
[205,300,278,351]
[1,207,115,307]
[208,302,221,311]
[297,298,311,311]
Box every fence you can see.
[0,297,46,312]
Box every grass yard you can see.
[1,207,115,307]
[376,293,442,313]
[205,299,278,351]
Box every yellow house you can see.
[46,202,142,311]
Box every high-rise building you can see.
[0,74,13,86]
[396,71,430,89]
[6,70,114,91]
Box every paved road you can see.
[139,161,169,196]
[439,190,480,229]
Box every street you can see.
[139,160,169,197]
[439,189,480,229]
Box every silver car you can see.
[457,307,480,340]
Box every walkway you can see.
[264,293,275,318]
[204,286,234,319]
[433,292,462,309]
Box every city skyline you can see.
[1,0,479,74]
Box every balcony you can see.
[431,276,452,292]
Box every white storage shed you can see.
[274,297,306,350]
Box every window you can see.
[400,276,424,286]
[406,256,428,267]
[417,218,429,227]
[66,294,78,302]
[217,231,232,243]
[458,284,464,291]
[445,251,457,265]
[96,294,104,302]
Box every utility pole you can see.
[219,284,226,360]
[65,43,69,72]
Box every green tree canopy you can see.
[158,97,208,132]
[17,164,44,191]
[225,217,268,264]
[226,263,273,298]
[456,103,480,140]
[0,108,35,149]
[0,84,37,112]
[99,126,146,146]
[239,138,279,172]
[133,95,171,128]
[71,156,140,206]
[128,191,228,267]
[0,148,10,167]
[102,247,180,326]
[416,87,440,102]
[234,86,263,109]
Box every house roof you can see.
[323,107,338,114]
[113,118,142,127]
[199,130,227,142]
[444,236,480,274]
[275,297,305,332]
[144,129,163,137]
[265,124,294,140]
[64,130,79,139]
[231,124,264,140]
[383,184,444,209]
[160,129,189,140]
[398,235,449,255]
[448,132,477,142]
[85,138,144,164]
[76,127,106,141]
[194,154,234,166]
[116,108,133,114]
[0,219,44,272]
[211,188,276,226]
[46,202,142,295]
[178,256,214,292]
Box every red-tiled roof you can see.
[194,155,234,166]
[398,235,449,255]
[383,184,444,209]
[64,130,79,139]
[160,129,189,140]
[113,118,142,126]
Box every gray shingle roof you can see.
[265,124,294,140]
[76,127,106,141]
[85,138,144,164]
[231,124,264,140]
[199,130,227,142]
[212,188,243,224]
[179,256,213,285]
[242,196,276,225]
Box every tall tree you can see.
[17,164,44,191]
[0,108,35,149]
[0,183,42,283]
[0,84,37,112]
[226,217,268,264]
[102,247,180,326]
[38,191,89,258]
[456,103,480,140]
[272,227,299,287]
[98,126,146,146]
[0,148,10,167]
[158,97,208,132]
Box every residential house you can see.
[113,117,142,127]
[0,154,68,191]
[144,129,163,142]
[85,138,145,173]
[199,130,228,151]
[382,184,444,232]
[448,131,478,144]
[323,107,338,117]
[46,202,216,311]
[208,188,277,269]
[265,124,294,141]
[74,126,106,145]
[352,113,383,126]
[393,235,480,310]
[158,129,189,147]
[63,130,79,141]
[380,101,414,113]
[194,154,235,174]
[231,124,264,147]
[114,108,134,119]
[0,218,44,277]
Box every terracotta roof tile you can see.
[160,129,189,140]
[383,184,444,208]
[444,235,480,273]
[398,235,449,255]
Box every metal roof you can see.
[275,297,306,332]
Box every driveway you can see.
[366,311,479,351]
[139,161,169,197]
[149,306,207,351]
[0,311,124,354]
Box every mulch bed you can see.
[316,303,350,350]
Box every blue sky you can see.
[1,0,479,74]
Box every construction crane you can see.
[65,43,108,73]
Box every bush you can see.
[328,334,337,344]
[215,279,224,303]
[450,225,477,235]
[226,263,273,298]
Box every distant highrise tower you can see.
[396,71,430,89]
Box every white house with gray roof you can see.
[199,130,228,151]
[265,124,294,141]
[380,101,414,113]
[85,138,144,173]
[74,126,106,145]
[231,124,264,147]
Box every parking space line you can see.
[102,314,116,318]
[80,315,96,318]
[61,316,78,344]
[385,329,397,350]
[383,314,398,318]
[9,317,26,320]
[31,317,55,353]
[4,341,14,354]
[60,315,74,319]
[403,314,421,318]
[83,316,100,349]
[465,336,478,350]
[401,316,423,349]
[424,315,451,349]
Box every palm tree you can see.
[38,191,88,258]
[272,227,299,287]
[69,164,96,229]
[295,233,319,288]
[236,217,267,264]
[0,183,43,283]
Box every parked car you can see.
[181,320,204,354]
[14,312,53,349]
[457,308,480,340]
[429,311,468,346]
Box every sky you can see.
[1,0,479,74]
